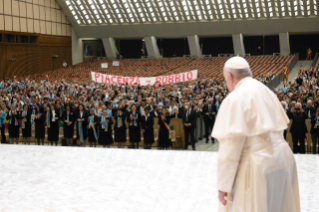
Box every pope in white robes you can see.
[212,57,300,212]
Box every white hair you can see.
[295,102,301,107]
[226,68,252,79]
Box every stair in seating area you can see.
[277,60,313,88]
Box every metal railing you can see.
[312,53,319,67]
[218,54,234,57]
[266,53,299,89]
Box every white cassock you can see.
[212,77,300,212]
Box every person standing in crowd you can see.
[0,105,6,143]
[182,102,196,150]
[311,107,319,154]
[150,105,160,117]
[62,104,74,146]
[304,100,316,120]
[282,66,289,84]
[288,102,307,153]
[141,107,154,149]
[21,104,32,145]
[170,107,181,118]
[35,106,45,145]
[298,66,305,75]
[98,110,113,148]
[76,104,88,147]
[307,47,312,60]
[114,108,126,148]
[6,104,20,144]
[158,107,171,150]
[127,105,141,149]
[47,103,60,146]
[87,108,99,147]
[202,98,216,143]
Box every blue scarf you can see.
[9,110,18,126]
[101,116,108,132]
[78,121,84,143]
[89,116,97,140]
[130,113,138,127]
[22,110,27,129]
[107,109,112,117]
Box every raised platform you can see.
[0,145,318,212]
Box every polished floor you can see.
[0,145,318,212]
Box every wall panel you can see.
[12,16,20,32]
[4,15,12,31]
[45,7,51,21]
[40,20,46,34]
[12,1,19,16]
[56,23,61,35]
[46,21,51,34]
[34,20,40,33]
[0,35,71,80]
[51,22,56,35]
[0,15,4,30]
[33,5,39,19]
[0,0,3,14]
[51,8,56,22]
[19,2,27,17]
[3,0,11,15]
[39,6,45,20]
[27,19,33,33]
[20,18,27,32]
[27,3,33,18]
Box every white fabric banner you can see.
[112,61,119,66]
[101,63,108,68]
[91,70,198,86]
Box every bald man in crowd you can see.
[212,57,300,212]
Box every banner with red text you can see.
[91,70,197,86]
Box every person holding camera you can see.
[287,102,308,153]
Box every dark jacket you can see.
[287,110,308,135]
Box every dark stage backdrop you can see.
[200,37,233,56]
[116,39,147,59]
[157,38,189,57]
[264,36,280,55]
[244,36,264,55]
[290,34,319,60]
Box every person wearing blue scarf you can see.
[127,105,141,149]
[114,108,126,148]
[0,105,6,144]
[6,104,20,144]
[21,104,32,145]
[76,104,88,147]
[87,109,98,147]
[62,104,74,146]
[98,110,113,148]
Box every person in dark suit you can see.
[202,98,216,143]
[150,105,160,117]
[87,108,99,147]
[62,104,75,146]
[182,102,197,150]
[114,107,127,148]
[21,104,32,145]
[98,110,113,148]
[35,106,46,145]
[127,105,141,149]
[141,107,154,149]
[310,107,319,154]
[46,103,60,146]
[76,104,88,147]
[287,102,308,154]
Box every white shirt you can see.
[145,114,149,121]
[52,110,56,122]
[80,112,83,119]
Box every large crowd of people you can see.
[0,57,318,153]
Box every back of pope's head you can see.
[223,56,252,92]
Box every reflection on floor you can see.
[0,145,318,212]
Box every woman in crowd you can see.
[127,104,141,149]
[21,104,32,145]
[158,107,172,150]
[0,104,6,144]
[62,104,74,146]
[47,103,60,146]
[35,106,45,145]
[6,104,20,144]
[87,108,99,147]
[98,110,113,148]
[114,107,126,148]
[141,107,154,149]
[76,104,88,147]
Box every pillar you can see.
[187,35,202,57]
[71,27,83,65]
[279,32,290,56]
[102,38,118,59]
[144,36,161,58]
[232,34,245,56]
